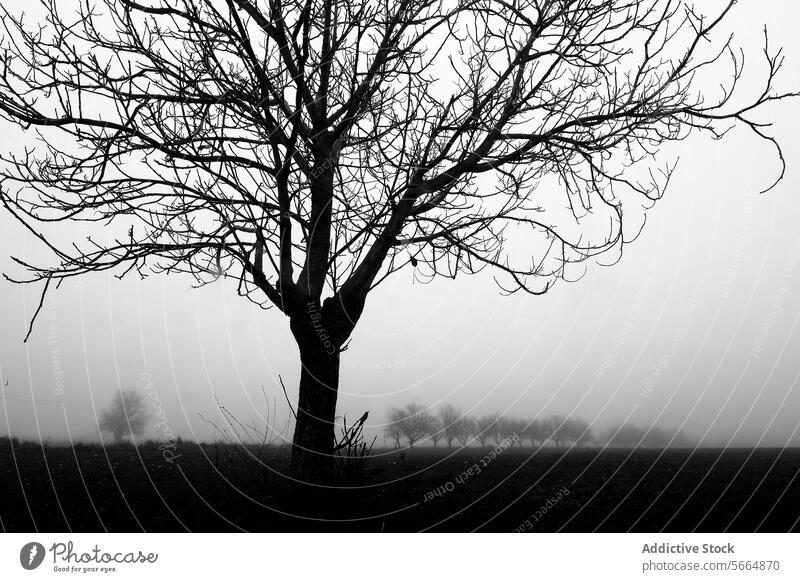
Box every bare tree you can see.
[394,403,436,448]
[606,423,646,448]
[553,417,592,447]
[99,389,149,444]
[573,420,595,447]
[439,404,462,447]
[522,418,548,447]
[476,413,502,447]
[501,417,526,445]
[0,0,791,481]
[455,417,476,447]
[488,416,507,445]
[385,407,405,449]
[429,417,444,447]
[544,414,568,447]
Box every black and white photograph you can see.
[0,0,799,578]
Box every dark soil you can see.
[1,441,798,532]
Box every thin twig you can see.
[278,375,297,420]
[23,276,51,343]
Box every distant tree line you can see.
[385,405,688,449]
[604,423,691,448]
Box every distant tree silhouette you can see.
[606,423,646,448]
[99,390,149,444]
[0,0,791,482]
[389,404,436,448]
[385,408,405,449]
[501,417,526,446]
[543,415,567,447]
[605,423,690,448]
[439,405,462,448]
[574,422,596,447]
[642,426,691,448]
[455,417,477,447]
[553,417,592,447]
[522,418,549,447]
[476,414,502,447]
[429,418,444,447]
[669,430,692,448]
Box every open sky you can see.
[1,1,799,448]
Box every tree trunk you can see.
[289,335,340,484]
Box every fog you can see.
[1,1,800,449]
